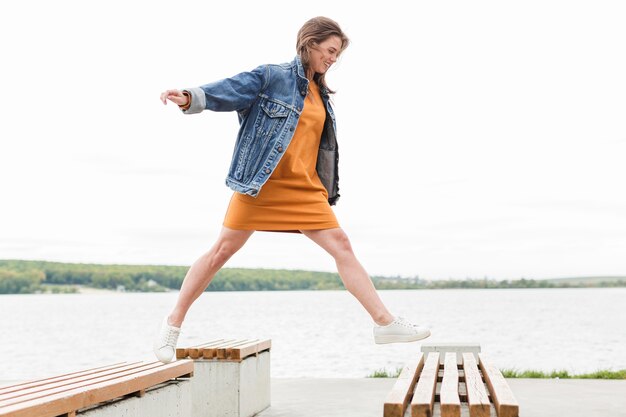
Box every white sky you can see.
[1,1,625,280]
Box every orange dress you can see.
[223,82,339,233]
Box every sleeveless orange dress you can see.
[222,82,339,233]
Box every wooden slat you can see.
[0,360,193,417]
[479,354,519,417]
[190,339,235,359]
[200,339,238,359]
[0,362,167,407]
[187,341,219,360]
[0,363,131,396]
[411,352,440,417]
[217,339,255,359]
[176,339,224,359]
[226,339,271,360]
[440,353,460,417]
[462,353,490,417]
[177,338,272,361]
[383,353,424,417]
[0,362,147,402]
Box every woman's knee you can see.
[210,230,251,265]
[211,242,236,264]
[330,230,354,258]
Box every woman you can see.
[154,17,430,363]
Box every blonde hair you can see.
[296,16,350,94]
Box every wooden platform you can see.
[176,338,271,361]
[0,360,194,417]
[384,351,519,417]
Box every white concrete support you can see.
[79,379,192,417]
[191,351,271,417]
[421,343,481,364]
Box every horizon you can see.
[3,258,625,282]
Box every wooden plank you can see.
[188,339,232,359]
[421,343,481,365]
[440,353,460,417]
[0,363,133,397]
[411,352,440,417]
[462,353,490,417]
[228,339,271,360]
[0,360,193,417]
[179,339,226,359]
[479,354,519,417]
[0,362,166,407]
[217,339,254,359]
[178,338,271,361]
[176,339,225,359]
[201,339,238,359]
[0,362,147,402]
[383,353,424,417]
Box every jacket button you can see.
[277,146,283,152]
[301,90,306,96]
[265,168,271,174]
[290,127,294,131]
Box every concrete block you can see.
[79,379,192,417]
[421,342,481,364]
[192,351,271,417]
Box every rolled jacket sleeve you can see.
[181,64,268,114]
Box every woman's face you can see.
[308,35,342,76]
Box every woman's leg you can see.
[167,226,254,327]
[300,227,394,326]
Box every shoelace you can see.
[163,326,180,347]
[395,316,419,329]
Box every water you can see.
[1,288,625,381]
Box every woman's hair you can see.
[296,16,350,94]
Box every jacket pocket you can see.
[256,99,289,138]
[243,99,290,180]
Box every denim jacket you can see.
[183,56,340,205]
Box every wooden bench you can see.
[384,345,519,417]
[0,360,194,417]
[176,338,271,417]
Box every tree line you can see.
[0,259,624,294]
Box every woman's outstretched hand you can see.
[160,89,189,107]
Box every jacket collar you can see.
[293,56,330,98]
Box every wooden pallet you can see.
[176,338,271,361]
[384,352,519,417]
[0,360,194,417]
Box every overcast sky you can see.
[1,1,625,280]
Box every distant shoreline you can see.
[74,285,121,294]
[1,259,625,295]
[1,285,625,296]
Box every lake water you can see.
[1,288,625,381]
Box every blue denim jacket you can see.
[183,56,340,205]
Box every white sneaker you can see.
[373,316,431,344]
[153,317,181,363]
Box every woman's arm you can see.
[169,65,269,115]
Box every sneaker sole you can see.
[153,344,175,363]
[374,330,431,345]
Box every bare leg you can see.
[168,227,254,327]
[300,228,394,326]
